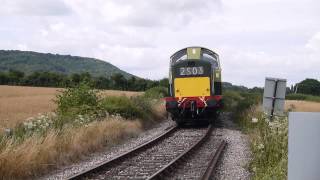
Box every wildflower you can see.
[27,122,34,129]
[257,143,264,150]
[252,118,258,123]
[252,167,257,172]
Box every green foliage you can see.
[222,90,243,111]
[0,85,165,150]
[227,91,287,179]
[144,86,168,99]
[100,95,153,121]
[0,50,132,78]
[223,90,261,113]
[222,82,249,92]
[55,82,101,120]
[286,93,320,102]
[0,72,9,84]
[250,116,288,180]
[0,69,167,91]
[296,78,320,96]
[101,96,143,119]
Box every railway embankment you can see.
[42,99,254,180]
[42,112,251,180]
[0,84,167,179]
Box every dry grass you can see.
[0,117,142,179]
[0,85,142,130]
[285,100,320,112]
[0,86,58,130]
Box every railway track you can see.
[68,124,226,180]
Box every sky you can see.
[0,0,319,87]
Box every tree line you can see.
[0,70,169,91]
[287,78,320,96]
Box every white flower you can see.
[264,117,270,123]
[257,143,264,150]
[252,167,257,172]
[27,122,33,129]
[252,118,258,123]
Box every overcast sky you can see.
[0,0,319,87]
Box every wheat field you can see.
[285,100,320,112]
[0,85,142,130]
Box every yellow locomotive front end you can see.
[165,47,223,125]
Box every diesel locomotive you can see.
[165,47,223,125]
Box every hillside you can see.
[0,50,133,78]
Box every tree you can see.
[296,78,320,96]
[71,73,81,85]
[127,77,137,90]
[159,78,169,88]
[0,72,9,84]
[111,73,126,90]
[95,76,110,89]
[8,69,24,85]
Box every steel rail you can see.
[200,140,227,180]
[147,124,213,180]
[67,125,178,180]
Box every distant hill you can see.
[0,50,133,78]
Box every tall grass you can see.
[249,115,288,179]
[0,118,141,179]
[224,91,287,179]
[0,84,166,179]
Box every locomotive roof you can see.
[170,47,220,68]
[170,46,219,60]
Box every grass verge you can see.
[224,91,287,179]
[0,118,141,179]
[0,84,166,179]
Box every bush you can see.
[55,82,101,120]
[144,86,168,99]
[222,90,243,111]
[100,96,150,120]
[286,93,320,102]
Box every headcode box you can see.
[288,112,320,180]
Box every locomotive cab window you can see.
[202,52,220,69]
[170,49,187,65]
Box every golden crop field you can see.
[0,85,142,130]
[285,100,320,112]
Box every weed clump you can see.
[224,90,287,179]
[144,86,168,99]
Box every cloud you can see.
[0,0,71,16]
[0,0,319,87]
[306,32,320,51]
